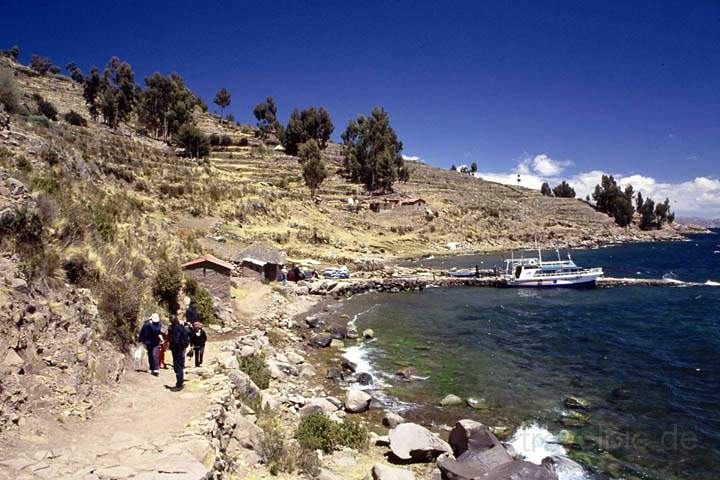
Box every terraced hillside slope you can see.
[1,56,685,272]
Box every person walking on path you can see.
[186,300,198,325]
[138,313,162,376]
[189,321,207,367]
[166,315,190,391]
[157,324,169,369]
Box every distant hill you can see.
[676,217,720,228]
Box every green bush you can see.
[0,67,20,114]
[64,110,87,127]
[152,261,183,314]
[98,277,142,349]
[239,354,271,389]
[295,413,369,454]
[62,253,98,286]
[32,93,58,120]
[256,417,295,475]
[174,124,210,158]
[184,276,216,323]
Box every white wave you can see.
[343,344,374,375]
[347,304,379,330]
[705,280,720,286]
[509,424,590,480]
[509,424,566,464]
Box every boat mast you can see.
[535,238,542,265]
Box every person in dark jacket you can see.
[186,300,198,325]
[166,315,190,391]
[137,313,162,376]
[189,321,207,367]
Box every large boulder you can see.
[541,456,586,479]
[300,398,338,416]
[448,420,503,457]
[438,420,515,479]
[484,460,557,480]
[382,411,406,429]
[226,370,261,399]
[309,333,334,348]
[388,423,451,462]
[345,389,372,413]
[372,463,416,480]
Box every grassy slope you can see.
[2,57,684,272]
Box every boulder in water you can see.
[541,455,586,479]
[466,397,489,410]
[345,389,372,413]
[396,367,417,379]
[357,372,373,385]
[440,394,463,406]
[388,423,451,462]
[383,411,406,428]
[560,410,589,427]
[309,333,334,348]
[564,395,591,410]
[363,328,375,339]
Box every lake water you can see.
[336,231,720,479]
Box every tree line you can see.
[4,47,412,196]
[541,176,674,230]
[546,175,674,230]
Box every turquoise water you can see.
[340,232,720,479]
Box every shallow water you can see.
[340,231,720,479]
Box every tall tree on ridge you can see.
[213,88,231,123]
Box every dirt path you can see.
[0,341,224,480]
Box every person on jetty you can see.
[166,315,190,391]
[189,321,207,367]
[137,313,162,376]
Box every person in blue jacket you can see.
[166,314,190,391]
[138,313,162,376]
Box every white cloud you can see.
[402,155,422,162]
[528,154,573,176]
[476,155,720,218]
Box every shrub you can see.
[220,134,232,146]
[62,253,98,286]
[98,277,142,348]
[174,124,210,158]
[64,110,87,127]
[238,137,249,146]
[295,413,369,453]
[0,206,44,246]
[40,146,61,166]
[209,134,220,146]
[295,413,338,453]
[29,54,53,75]
[0,67,20,114]
[256,417,296,475]
[184,276,216,323]
[239,354,271,389]
[335,417,369,450]
[152,261,183,314]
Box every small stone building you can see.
[181,254,235,302]
[234,242,286,282]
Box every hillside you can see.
[1,58,688,268]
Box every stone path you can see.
[0,343,223,480]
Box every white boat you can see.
[501,247,603,288]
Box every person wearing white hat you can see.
[137,313,163,376]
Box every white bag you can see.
[131,344,147,371]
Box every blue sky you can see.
[2,1,719,215]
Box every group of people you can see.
[137,300,208,391]
[280,264,319,284]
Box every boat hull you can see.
[503,275,600,288]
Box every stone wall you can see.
[184,262,231,302]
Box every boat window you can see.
[515,265,522,278]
